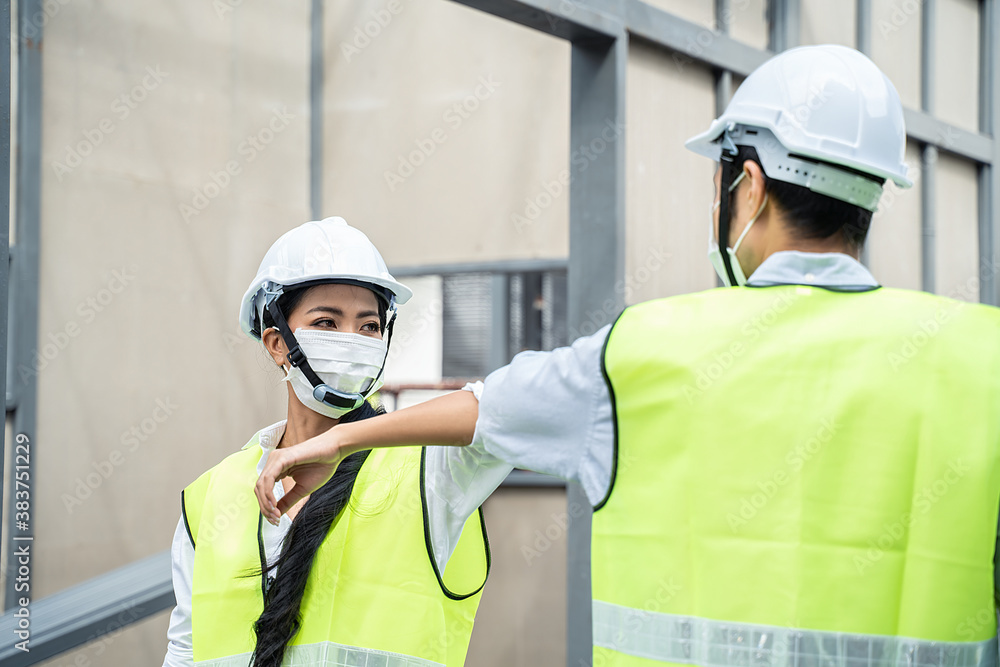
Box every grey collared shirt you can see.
[469,250,881,504]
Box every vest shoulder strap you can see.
[182,443,262,549]
[181,470,211,549]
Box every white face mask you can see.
[280,328,388,419]
[708,171,769,287]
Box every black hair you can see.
[732,145,884,251]
[249,408,379,667]
[250,282,388,667]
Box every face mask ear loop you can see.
[359,309,396,401]
[717,131,741,287]
[731,191,769,255]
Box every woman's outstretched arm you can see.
[255,390,478,524]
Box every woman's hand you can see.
[255,390,479,524]
[255,430,345,525]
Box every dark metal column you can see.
[566,31,627,667]
[310,0,324,219]
[714,0,732,115]
[5,0,42,611]
[856,0,872,267]
[920,0,936,294]
[980,0,1000,306]
[0,0,12,600]
[768,0,800,52]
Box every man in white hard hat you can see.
[255,46,1000,665]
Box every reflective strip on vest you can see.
[593,600,999,667]
[194,640,445,667]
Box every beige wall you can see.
[468,488,568,666]
[935,153,981,301]
[729,0,768,51]
[935,0,980,133]
[10,0,987,665]
[31,0,313,663]
[871,0,923,111]
[321,1,570,267]
[626,42,716,304]
[800,0,856,47]
[867,143,924,290]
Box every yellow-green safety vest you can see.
[594,284,1000,667]
[181,434,490,666]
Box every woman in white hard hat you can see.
[252,47,1000,666]
[162,217,510,667]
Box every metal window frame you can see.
[1,1,997,666]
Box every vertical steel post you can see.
[6,0,42,611]
[714,0,732,115]
[979,0,1000,305]
[566,31,627,667]
[310,0,324,219]
[920,0,936,294]
[768,0,800,52]
[0,0,12,599]
[857,0,873,267]
[856,0,872,54]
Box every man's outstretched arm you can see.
[255,390,479,523]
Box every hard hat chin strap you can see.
[717,131,741,287]
[265,298,396,412]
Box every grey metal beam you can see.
[921,0,935,116]
[625,0,771,76]
[389,257,567,277]
[566,30,626,667]
[919,0,936,295]
[448,0,624,42]
[712,0,732,281]
[856,0,871,54]
[981,0,1000,306]
[622,0,994,166]
[497,0,993,169]
[856,0,872,266]
[0,0,11,588]
[768,0,800,52]
[921,145,937,294]
[713,0,733,116]
[903,108,994,164]
[502,470,566,487]
[5,0,42,612]
[309,0,323,219]
[0,551,174,665]
[768,0,782,50]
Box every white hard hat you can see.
[239,217,412,340]
[686,44,911,208]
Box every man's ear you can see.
[742,160,768,214]
[261,327,287,368]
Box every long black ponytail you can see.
[250,285,388,667]
[249,406,377,667]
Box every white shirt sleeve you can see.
[424,417,514,573]
[423,325,615,571]
[473,324,615,506]
[162,516,195,667]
